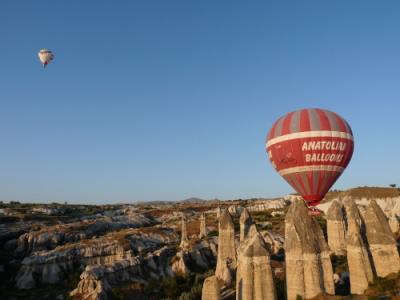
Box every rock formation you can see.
[346,217,374,295]
[215,209,236,286]
[239,208,253,242]
[171,251,189,277]
[15,215,155,255]
[388,213,399,234]
[70,266,112,300]
[70,246,174,300]
[343,197,364,230]
[202,275,221,300]
[236,227,276,300]
[261,230,284,255]
[220,260,233,287]
[199,213,207,239]
[285,199,335,300]
[246,198,288,212]
[15,228,179,289]
[216,207,221,219]
[317,191,400,222]
[228,205,238,217]
[180,213,190,249]
[70,240,218,300]
[16,242,131,290]
[364,200,400,277]
[326,200,346,255]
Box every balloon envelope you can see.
[38,49,54,67]
[266,108,354,207]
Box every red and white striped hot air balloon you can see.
[266,108,354,211]
[38,49,54,68]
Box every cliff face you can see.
[364,200,400,277]
[285,199,334,300]
[215,209,236,286]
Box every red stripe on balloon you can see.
[269,116,282,140]
[331,111,348,133]
[281,111,294,135]
[286,174,305,196]
[302,172,312,195]
[283,174,299,195]
[308,171,314,196]
[299,109,311,132]
[316,109,331,131]
[309,171,321,194]
[267,123,276,141]
[294,173,308,196]
[315,170,324,196]
[320,172,336,196]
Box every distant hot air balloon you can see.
[266,108,354,212]
[38,49,54,68]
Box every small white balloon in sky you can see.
[38,49,54,68]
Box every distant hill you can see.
[136,200,176,206]
[180,197,208,204]
[135,197,209,205]
[136,186,400,206]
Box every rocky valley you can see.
[0,186,400,300]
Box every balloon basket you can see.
[308,207,321,216]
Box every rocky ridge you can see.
[15,227,178,289]
[15,214,155,255]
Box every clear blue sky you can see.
[1,1,399,203]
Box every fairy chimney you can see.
[285,199,335,300]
